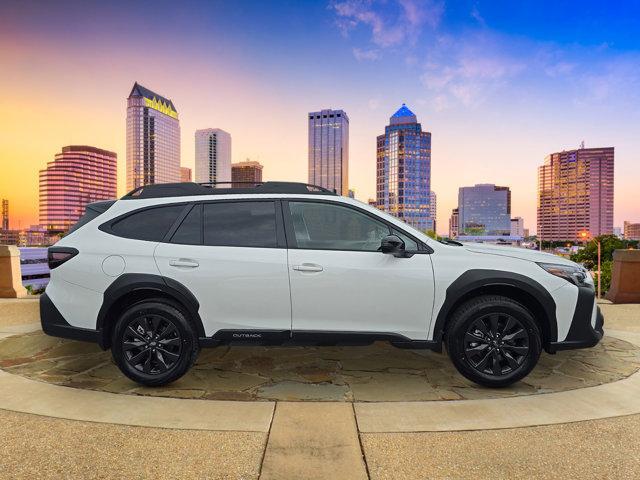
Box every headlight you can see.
[537,262,592,287]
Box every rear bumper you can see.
[40,292,101,344]
[548,286,604,353]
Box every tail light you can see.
[48,247,79,269]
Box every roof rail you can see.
[121,181,337,200]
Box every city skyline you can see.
[1,1,639,233]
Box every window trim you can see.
[166,199,285,249]
[99,203,190,242]
[281,198,433,254]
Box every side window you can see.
[204,201,277,248]
[289,202,390,251]
[171,204,202,245]
[392,229,419,251]
[110,205,185,241]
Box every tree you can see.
[570,235,638,270]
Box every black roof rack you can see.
[121,181,337,200]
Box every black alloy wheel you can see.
[111,299,199,386]
[446,295,542,387]
[123,314,183,375]
[463,313,530,377]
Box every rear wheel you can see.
[111,299,199,386]
[445,295,542,387]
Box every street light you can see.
[579,231,601,299]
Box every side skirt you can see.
[199,329,441,350]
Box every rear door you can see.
[154,200,291,337]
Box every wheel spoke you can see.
[491,351,502,375]
[502,328,526,342]
[465,331,487,344]
[127,326,147,343]
[158,324,177,341]
[502,316,515,335]
[159,337,180,347]
[129,347,150,366]
[475,349,493,370]
[155,350,169,372]
[143,353,153,373]
[465,343,490,355]
[157,347,180,361]
[123,340,146,351]
[489,315,500,335]
[503,350,520,370]
[502,344,529,355]
[472,319,490,336]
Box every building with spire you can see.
[308,109,349,195]
[376,104,433,231]
[126,82,180,191]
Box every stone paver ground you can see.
[0,331,638,402]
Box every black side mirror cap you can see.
[380,234,407,258]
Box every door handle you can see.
[293,263,323,272]
[169,259,199,268]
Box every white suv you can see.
[41,182,603,387]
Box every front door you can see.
[154,200,291,337]
[284,200,435,340]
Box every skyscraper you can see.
[231,160,263,188]
[511,217,525,237]
[429,191,437,233]
[195,129,231,185]
[40,146,117,233]
[1,199,8,230]
[537,147,614,241]
[126,82,180,191]
[308,109,349,195]
[624,221,640,241]
[376,104,433,231]
[457,184,512,237]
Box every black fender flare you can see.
[96,273,204,349]
[431,269,558,347]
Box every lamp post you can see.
[579,231,601,299]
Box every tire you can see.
[445,295,542,387]
[111,299,200,386]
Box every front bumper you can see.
[40,292,101,343]
[548,286,604,353]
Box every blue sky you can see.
[1,0,639,231]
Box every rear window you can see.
[204,201,277,247]
[171,205,202,245]
[110,205,185,241]
[67,200,116,234]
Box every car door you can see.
[154,200,291,337]
[284,199,435,340]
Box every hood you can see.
[461,243,577,266]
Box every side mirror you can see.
[380,234,406,258]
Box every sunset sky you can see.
[1,0,639,234]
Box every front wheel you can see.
[111,299,199,386]
[445,295,542,387]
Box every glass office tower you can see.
[458,184,512,236]
[308,109,349,195]
[376,104,433,231]
[194,128,232,185]
[126,82,180,191]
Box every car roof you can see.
[122,182,337,200]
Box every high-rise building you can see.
[308,109,349,195]
[231,160,263,188]
[195,129,231,185]
[624,221,640,241]
[40,146,117,233]
[376,104,433,231]
[457,184,511,237]
[126,82,180,191]
[538,147,614,241]
[449,208,459,239]
[511,217,525,237]
[429,191,437,233]
[180,167,192,183]
[1,199,8,230]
